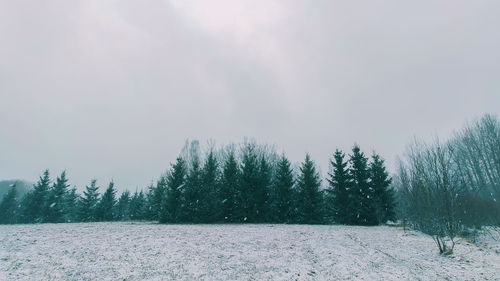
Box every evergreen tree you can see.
[64,187,79,223]
[0,186,18,224]
[43,171,70,223]
[238,143,260,222]
[117,190,131,221]
[129,190,146,220]
[183,156,202,222]
[79,179,100,222]
[144,185,155,220]
[255,155,272,222]
[20,170,51,223]
[296,154,324,224]
[200,150,219,223]
[160,157,187,223]
[96,181,117,221]
[219,149,240,222]
[326,150,352,224]
[148,178,166,221]
[272,154,295,223]
[370,153,396,223]
[349,145,377,225]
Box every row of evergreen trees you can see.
[0,141,395,225]
[0,171,151,224]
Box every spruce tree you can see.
[349,145,377,225]
[272,154,295,223]
[43,171,70,223]
[129,190,146,220]
[220,149,240,222]
[296,154,324,224]
[117,190,131,221]
[96,181,117,221]
[326,150,352,224]
[200,150,219,223]
[0,186,18,224]
[183,156,202,222]
[21,170,51,223]
[148,178,166,221]
[239,143,260,222]
[64,187,79,223]
[369,153,396,223]
[255,156,272,222]
[160,157,187,223]
[79,179,100,222]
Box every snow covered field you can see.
[0,223,499,280]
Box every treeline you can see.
[0,171,150,224]
[395,114,500,254]
[0,141,395,226]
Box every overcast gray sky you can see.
[1,0,499,191]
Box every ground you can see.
[0,223,499,280]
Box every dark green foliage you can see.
[200,150,220,222]
[182,156,203,222]
[3,140,400,226]
[20,170,51,223]
[219,149,240,222]
[160,157,187,223]
[129,190,146,220]
[79,180,100,222]
[238,143,260,222]
[326,150,352,224]
[116,190,131,221]
[0,186,18,224]
[349,145,377,225]
[370,154,395,223]
[271,154,295,223]
[64,187,79,223]
[296,154,324,224]
[43,171,70,223]
[254,156,272,222]
[96,181,117,221]
[148,178,166,221]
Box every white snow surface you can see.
[0,223,499,280]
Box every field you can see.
[0,223,499,280]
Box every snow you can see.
[0,223,499,280]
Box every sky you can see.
[1,0,499,191]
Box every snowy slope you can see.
[0,223,498,280]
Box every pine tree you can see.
[147,178,166,221]
[160,157,187,223]
[200,150,219,223]
[349,145,377,225]
[369,153,396,223]
[219,149,240,222]
[20,170,51,223]
[239,143,260,222]
[64,187,79,223]
[117,190,131,221]
[183,156,202,222]
[326,149,352,224]
[96,181,117,221]
[0,186,18,224]
[272,154,295,223]
[129,190,146,220]
[296,154,324,224]
[255,155,271,222]
[43,171,70,223]
[79,179,100,222]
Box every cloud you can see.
[0,0,499,189]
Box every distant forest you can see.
[1,114,499,254]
